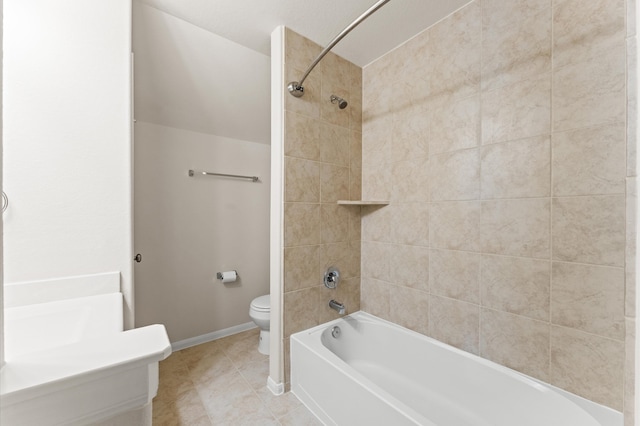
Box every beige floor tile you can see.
[256,388,303,419]
[278,404,323,426]
[239,358,270,390]
[154,331,317,425]
[153,390,211,426]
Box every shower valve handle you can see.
[324,267,340,289]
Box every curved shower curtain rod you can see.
[287,0,392,98]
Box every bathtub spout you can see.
[329,299,346,315]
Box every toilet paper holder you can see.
[217,270,239,280]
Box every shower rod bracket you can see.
[287,0,391,98]
[288,81,304,97]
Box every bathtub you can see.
[1,272,172,425]
[291,311,622,426]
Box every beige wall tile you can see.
[360,279,391,320]
[285,66,321,119]
[320,122,350,166]
[430,296,480,354]
[284,157,320,202]
[430,148,480,201]
[390,203,429,247]
[363,58,394,118]
[550,326,624,410]
[361,241,390,282]
[362,114,392,161]
[481,74,551,145]
[349,167,362,201]
[361,166,392,201]
[386,29,430,84]
[320,203,350,244]
[348,206,362,242]
[283,27,363,390]
[551,261,624,340]
[552,123,626,196]
[629,0,638,37]
[320,277,361,323]
[627,178,637,318]
[429,249,480,304]
[628,37,638,178]
[356,0,634,411]
[284,203,320,247]
[480,308,550,380]
[389,286,429,335]
[553,44,625,132]
[480,136,550,199]
[389,244,429,291]
[553,0,625,68]
[350,130,362,170]
[284,245,320,292]
[320,163,349,203]
[320,52,353,97]
[348,240,361,277]
[552,195,625,267]
[430,201,481,251]
[480,199,550,258]
[284,28,322,74]
[482,0,551,91]
[625,318,636,425]
[321,83,350,129]
[320,242,360,281]
[283,287,320,338]
[481,255,550,321]
[430,94,480,155]
[341,277,362,314]
[391,159,430,203]
[391,103,429,163]
[361,205,390,242]
[349,90,363,132]
[285,111,320,161]
[428,1,481,99]
[362,115,392,200]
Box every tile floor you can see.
[153,328,322,425]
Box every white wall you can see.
[132,2,271,343]
[134,122,270,342]
[1,0,5,369]
[3,0,134,326]
[133,1,270,145]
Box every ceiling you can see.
[135,0,472,67]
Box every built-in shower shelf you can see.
[337,200,389,205]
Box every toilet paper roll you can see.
[218,270,238,283]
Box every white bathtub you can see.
[291,311,622,426]
[1,272,172,425]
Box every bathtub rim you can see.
[291,310,622,426]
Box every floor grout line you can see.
[153,329,317,425]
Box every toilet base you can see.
[258,329,270,355]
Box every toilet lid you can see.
[251,295,270,311]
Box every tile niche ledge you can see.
[337,200,389,205]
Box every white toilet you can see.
[249,295,270,355]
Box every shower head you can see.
[330,95,348,109]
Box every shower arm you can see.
[287,0,391,97]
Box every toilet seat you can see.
[250,295,270,312]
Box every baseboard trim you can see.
[171,322,257,352]
[267,376,284,396]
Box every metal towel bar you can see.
[188,169,259,182]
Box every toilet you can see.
[249,295,270,355]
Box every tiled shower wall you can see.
[361,0,633,415]
[282,29,362,385]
